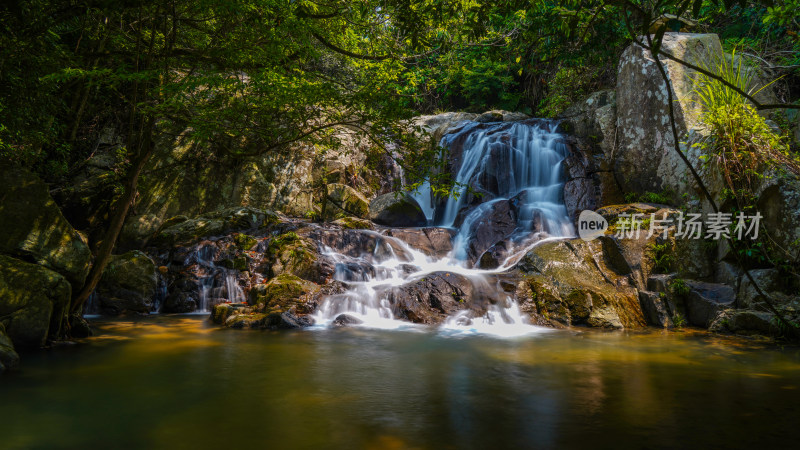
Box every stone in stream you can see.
[382,227,455,258]
[385,272,492,324]
[332,314,363,327]
[369,192,427,227]
[96,250,158,315]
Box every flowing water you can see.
[313,120,575,332]
[1,316,799,449]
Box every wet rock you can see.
[722,310,776,335]
[516,238,645,329]
[685,281,735,327]
[475,111,504,123]
[0,254,71,348]
[387,272,484,324]
[162,290,198,313]
[459,198,519,262]
[266,231,333,283]
[324,183,369,220]
[382,228,455,258]
[0,323,20,373]
[96,251,157,315]
[332,314,363,327]
[369,192,427,227]
[0,165,91,290]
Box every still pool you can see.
[1,315,800,449]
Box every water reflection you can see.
[0,317,799,449]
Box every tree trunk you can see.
[70,118,155,316]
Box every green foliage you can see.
[625,190,674,205]
[651,241,674,273]
[672,313,687,329]
[670,278,691,296]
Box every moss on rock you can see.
[0,254,71,348]
[248,274,320,314]
[97,251,157,315]
[0,165,91,289]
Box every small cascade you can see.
[181,242,248,313]
[224,273,246,304]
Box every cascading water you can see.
[439,121,575,262]
[313,119,575,336]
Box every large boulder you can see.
[323,183,370,220]
[265,231,333,283]
[96,251,158,315]
[516,238,646,329]
[369,193,427,227]
[386,272,485,324]
[615,33,724,196]
[0,165,91,289]
[0,254,72,348]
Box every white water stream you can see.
[313,120,575,337]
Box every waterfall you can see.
[312,119,574,336]
[438,121,575,261]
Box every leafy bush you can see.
[670,278,691,296]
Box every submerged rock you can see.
[0,254,72,348]
[369,192,427,227]
[96,251,158,315]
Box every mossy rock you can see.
[248,274,320,314]
[323,183,369,220]
[234,233,259,250]
[97,251,157,315]
[518,238,645,329]
[211,303,252,324]
[0,254,71,348]
[152,207,271,246]
[266,232,321,281]
[0,165,91,289]
[332,217,375,230]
